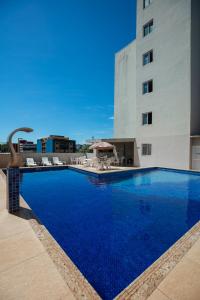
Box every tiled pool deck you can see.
[0,166,200,299]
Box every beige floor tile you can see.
[0,229,45,272]
[185,237,200,266]
[0,211,30,240]
[147,289,170,300]
[159,257,200,300]
[0,252,75,300]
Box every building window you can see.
[142,112,152,125]
[143,0,152,9]
[142,144,152,155]
[143,80,153,94]
[143,20,153,37]
[143,50,153,65]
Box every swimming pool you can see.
[20,167,200,299]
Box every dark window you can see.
[143,0,152,9]
[148,112,152,124]
[143,20,153,37]
[143,80,153,94]
[142,144,152,155]
[143,50,153,65]
[142,112,152,125]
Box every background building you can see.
[37,135,76,153]
[18,139,36,153]
[0,141,35,153]
[114,0,200,169]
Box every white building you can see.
[114,0,200,169]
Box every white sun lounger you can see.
[53,157,63,165]
[26,158,37,167]
[42,157,52,166]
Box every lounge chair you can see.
[75,157,80,164]
[90,157,99,168]
[82,158,90,167]
[53,157,63,165]
[103,158,112,170]
[41,157,52,166]
[26,158,37,167]
[113,157,120,166]
[78,156,86,165]
[70,157,76,165]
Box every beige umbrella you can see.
[89,141,114,150]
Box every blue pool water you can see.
[20,168,200,299]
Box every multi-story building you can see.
[114,0,200,169]
[0,140,36,153]
[37,135,76,153]
[18,139,36,153]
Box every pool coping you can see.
[18,163,200,176]
[17,165,149,175]
[2,166,200,299]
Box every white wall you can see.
[114,0,193,169]
[135,0,192,168]
[136,0,191,137]
[114,41,137,138]
[135,135,190,169]
[0,152,85,168]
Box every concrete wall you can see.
[21,152,84,165]
[0,152,85,168]
[114,41,137,138]
[134,135,190,169]
[0,154,11,168]
[114,0,194,169]
[135,0,191,169]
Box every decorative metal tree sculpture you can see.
[7,127,33,212]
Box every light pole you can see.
[7,127,33,213]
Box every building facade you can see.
[18,139,36,153]
[114,0,200,169]
[37,135,76,153]
[0,141,34,153]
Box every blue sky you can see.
[0,0,136,143]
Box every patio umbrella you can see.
[89,141,114,150]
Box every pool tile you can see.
[0,252,75,300]
[159,257,200,300]
[0,171,6,211]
